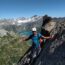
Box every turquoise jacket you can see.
[26,33,42,48]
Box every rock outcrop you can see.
[34,16,65,65]
[17,15,65,65]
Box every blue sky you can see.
[0,0,65,18]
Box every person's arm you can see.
[38,33,51,39]
[39,33,54,39]
[42,36,51,39]
[23,35,32,41]
[42,35,54,39]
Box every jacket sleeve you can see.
[38,33,43,37]
[25,35,33,41]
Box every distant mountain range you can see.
[0,15,43,33]
[0,15,42,25]
[0,15,65,36]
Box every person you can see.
[21,27,52,59]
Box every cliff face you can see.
[34,16,65,65]
[17,16,65,65]
[34,41,65,65]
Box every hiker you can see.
[22,27,53,58]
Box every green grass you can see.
[0,34,31,65]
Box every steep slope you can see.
[34,16,65,65]
[34,41,65,65]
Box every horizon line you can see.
[0,15,65,19]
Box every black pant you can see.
[30,44,41,58]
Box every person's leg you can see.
[29,46,36,61]
[36,47,41,56]
[31,47,36,58]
